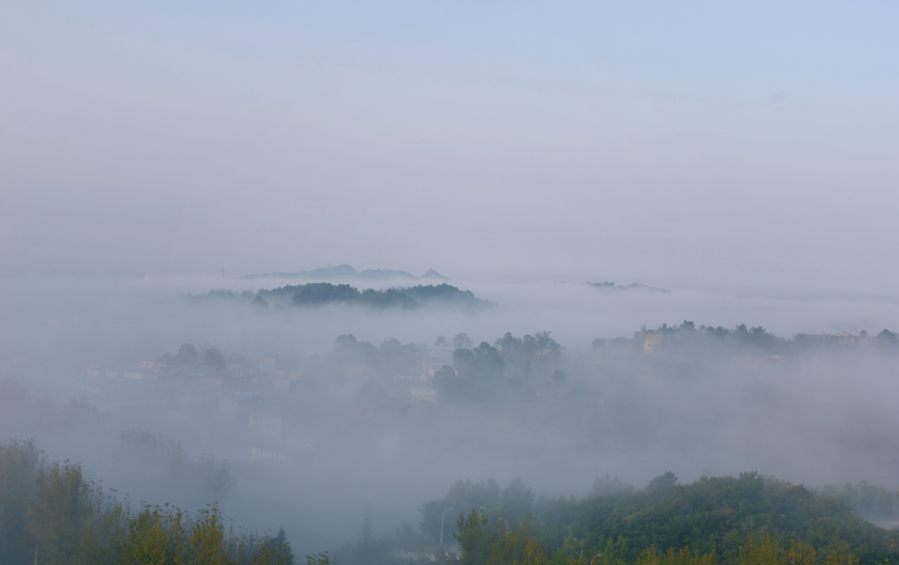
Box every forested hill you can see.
[537,472,897,564]
[187,283,493,310]
[337,472,899,565]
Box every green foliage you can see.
[645,472,678,495]
[421,479,502,542]
[457,343,505,380]
[593,475,636,498]
[421,477,538,546]
[176,343,200,364]
[120,501,294,564]
[0,439,293,565]
[456,510,548,565]
[494,331,561,380]
[28,459,116,565]
[359,288,421,309]
[636,323,786,354]
[497,479,536,526]
[325,334,379,377]
[306,551,330,565]
[214,282,495,310]
[185,289,256,302]
[632,545,718,565]
[415,472,899,565]
[453,333,475,349]
[534,473,896,565]
[205,348,226,367]
[491,518,548,565]
[401,284,490,308]
[379,339,425,378]
[441,343,506,400]
[876,329,898,348]
[628,322,897,356]
[273,528,295,565]
[457,510,495,565]
[0,439,43,562]
[549,534,858,565]
[289,283,361,306]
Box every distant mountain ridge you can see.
[187,282,490,310]
[587,281,670,293]
[245,264,450,281]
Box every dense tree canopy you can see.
[0,440,294,565]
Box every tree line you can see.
[186,283,492,310]
[614,322,899,355]
[331,472,895,565]
[0,439,294,565]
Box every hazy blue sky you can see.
[2,2,897,295]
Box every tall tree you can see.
[0,439,42,563]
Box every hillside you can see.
[245,265,450,281]
[187,282,492,310]
[340,473,899,565]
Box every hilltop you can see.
[187,282,491,310]
[244,265,450,281]
[587,281,670,293]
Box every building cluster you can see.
[83,356,304,438]
[81,346,456,440]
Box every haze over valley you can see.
[2,3,899,565]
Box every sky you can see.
[4,5,899,550]
[1,2,898,296]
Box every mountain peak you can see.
[421,268,450,280]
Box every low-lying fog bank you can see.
[1,275,898,556]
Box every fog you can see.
[2,273,899,555]
[2,2,899,562]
